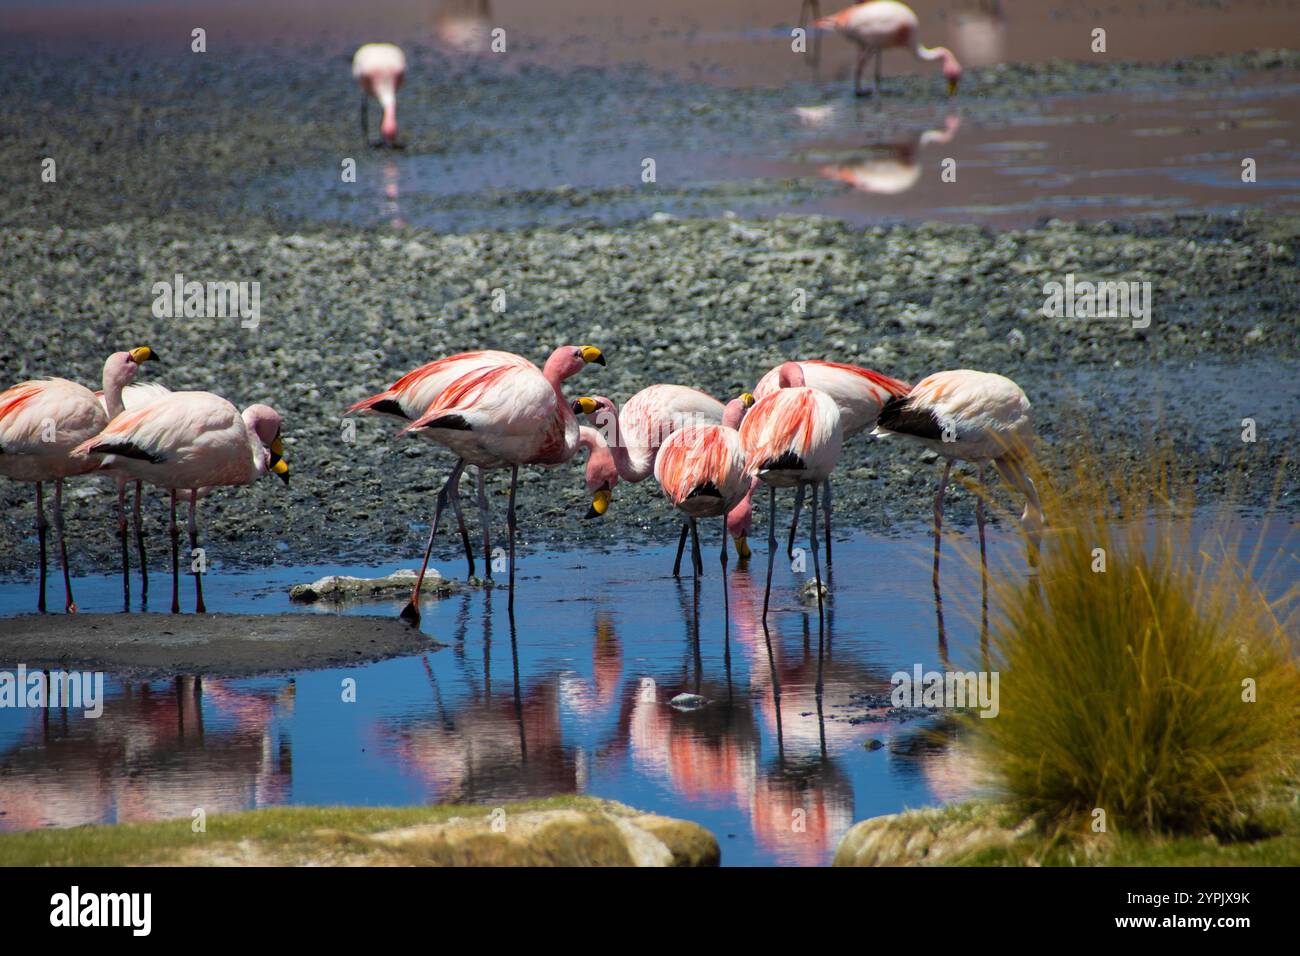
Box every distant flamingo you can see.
[572,384,757,573]
[654,394,753,654]
[753,359,909,562]
[816,1,963,97]
[352,43,407,147]
[96,379,169,608]
[74,392,289,614]
[350,346,605,620]
[0,346,158,613]
[739,363,843,628]
[873,369,1042,590]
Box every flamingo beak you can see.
[580,346,606,367]
[272,458,289,485]
[741,392,755,408]
[585,488,611,519]
[269,431,288,485]
[947,78,958,96]
[129,346,158,364]
[734,535,752,560]
[572,396,599,415]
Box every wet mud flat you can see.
[0,613,441,678]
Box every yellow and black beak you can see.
[129,346,159,364]
[734,536,752,560]
[571,396,599,415]
[269,431,289,485]
[580,345,606,367]
[741,392,755,408]
[585,487,611,519]
[947,78,958,96]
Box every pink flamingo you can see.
[73,392,289,614]
[352,43,406,147]
[753,359,909,562]
[739,363,844,626]
[349,346,605,620]
[96,380,170,608]
[0,346,158,613]
[873,369,1042,587]
[816,1,963,97]
[571,384,757,573]
[654,395,754,649]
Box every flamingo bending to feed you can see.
[571,384,757,573]
[872,369,1042,587]
[351,346,605,621]
[97,380,170,608]
[816,1,963,97]
[739,363,843,626]
[0,346,158,612]
[753,359,909,563]
[352,43,406,147]
[73,392,289,614]
[654,395,754,646]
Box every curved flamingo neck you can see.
[777,362,806,388]
[101,357,129,418]
[721,398,748,429]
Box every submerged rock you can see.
[670,693,708,711]
[289,568,458,604]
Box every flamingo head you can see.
[943,52,963,95]
[103,345,158,393]
[244,404,289,486]
[726,481,756,560]
[721,392,754,429]
[577,425,618,519]
[546,345,606,382]
[777,362,806,388]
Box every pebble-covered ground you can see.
[1,44,1296,576]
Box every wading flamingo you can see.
[872,369,1042,590]
[350,346,605,621]
[816,1,962,97]
[654,395,754,654]
[0,346,158,613]
[96,380,170,609]
[739,363,843,628]
[753,359,909,563]
[353,43,406,147]
[571,384,757,573]
[73,392,289,614]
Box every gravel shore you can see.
[0,45,1296,577]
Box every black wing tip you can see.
[760,451,807,472]
[421,414,472,432]
[686,481,722,500]
[876,397,943,440]
[93,442,166,464]
[369,398,409,419]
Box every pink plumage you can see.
[816,1,963,96]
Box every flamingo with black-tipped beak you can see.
[816,1,963,97]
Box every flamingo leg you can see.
[671,521,689,577]
[786,481,805,558]
[476,467,492,580]
[506,464,519,615]
[34,481,47,613]
[53,479,75,613]
[448,467,474,580]
[170,489,180,614]
[134,480,148,605]
[932,460,952,593]
[719,518,731,673]
[762,484,777,623]
[874,47,882,98]
[189,494,206,614]
[854,47,870,96]
[360,95,369,142]
[822,477,833,565]
[117,479,129,611]
[977,463,989,651]
[810,480,825,696]
[690,517,703,578]
[401,457,465,624]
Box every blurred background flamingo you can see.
[352,43,407,147]
[816,1,963,97]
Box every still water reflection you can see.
[0,532,998,865]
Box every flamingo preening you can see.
[654,395,754,652]
[752,359,909,563]
[352,43,407,147]
[739,363,843,628]
[815,1,963,97]
[0,346,158,613]
[73,391,289,614]
[350,346,605,621]
[873,369,1043,591]
[571,384,757,574]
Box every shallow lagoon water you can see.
[2,517,1296,865]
